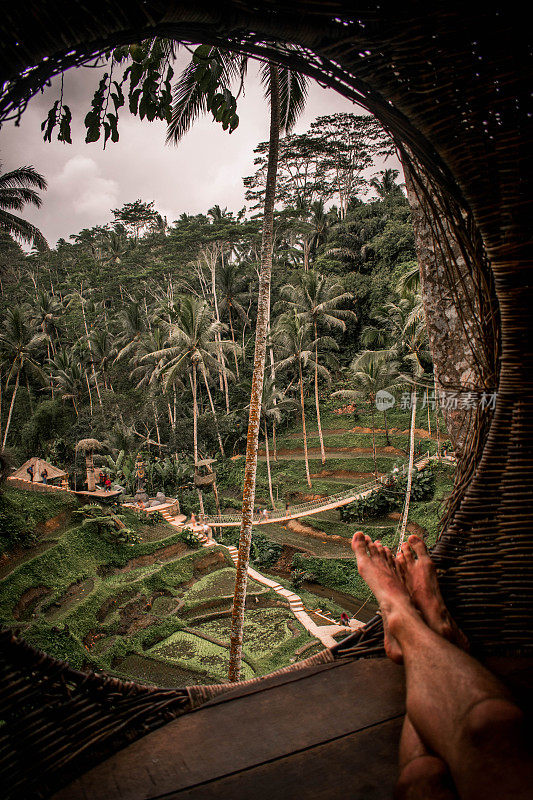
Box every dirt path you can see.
[386,512,428,536]
[286,426,433,439]
[258,445,406,459]
[286,518,351,547]
[309,469,379,481]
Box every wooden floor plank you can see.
[53,658,405,800]
[160,718,403,800]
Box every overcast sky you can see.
[0,55,400,247]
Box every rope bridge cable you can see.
[202,452,432,526]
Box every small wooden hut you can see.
[10,457,66,485]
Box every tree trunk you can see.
[2,370,19,449]
[434,372,441,456]
[370,402,378,478]
[152,400,162,455]
[80,295,103,407]
[228,307,240,379]
[85,370,93,416]
[314,323,326,463]
[264,419,276,509]
[200,363,225,457]
[403,161,488,455]
[397,391,417,550]
[228,63,280,683]
[383,409,391,446]
[299,361,312,489]
[190,365,205,515]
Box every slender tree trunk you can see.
[2,371,19,449]
[228,63,280,682]
[371,402,378,478]
[228,307,240,379]
[25,374,33,415]
[264,419,276,509]
[80,295,103,406]
[272,420,278,462]
[212,476,222,519]
[434,373,441,456]
[397,391,417,550]
[201,363,225,457]
[190,365,204,515]
[85,370,93,416]
[427,391,432,438]
[314,324,326,463]
[299,362,312,488]
[383,409,391,446]
[152,400,161,455]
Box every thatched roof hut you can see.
[10,457,66,483]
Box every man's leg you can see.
[351,532,533,800]
[395,716,458,800]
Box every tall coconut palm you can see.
[0,305,45,448]
[255,376,296,509]
[33,290,63,357]
[168,47,308,681]
[217,260,251,380]
[114,301,147,365]
[333,351,404,477]
[280,271,355,462]
[369,168,405,200]
[143,296,231,461]
[274,310,320,489]
[48,349,88,417]
[0,162,48,248]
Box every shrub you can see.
[177,529,201,549]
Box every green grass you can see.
[148,630,255,681]
[183,567,267,604]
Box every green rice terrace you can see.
[0,401,455,687]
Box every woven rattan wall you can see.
[0,2,531,797]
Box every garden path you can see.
[159,510,363,648]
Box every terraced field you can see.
[0,497,318,686]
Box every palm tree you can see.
[130,325,178,453]
[168,47,308,681]
[280,271,355,462]
[144,296,231,461]
[333,351,403,477]
[369,168,404,200]
[275,310,320,489]
[256,376,295,509]
[0,305,45,448]
[0,162,48,248]
[48,349,88,417]
[217,260,251,380]
[114,301,146,364]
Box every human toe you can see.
[351,531,368,558]
[401,541,415,562]
[408,535,429,559]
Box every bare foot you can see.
[351,531,417,664]
[396,535,468,651]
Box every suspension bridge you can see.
[200,452,434,527]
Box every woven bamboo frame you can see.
[0,3,531,797]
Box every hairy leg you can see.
[395,716,458,800]
[351,531,533,800]
[396,535,468,650]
